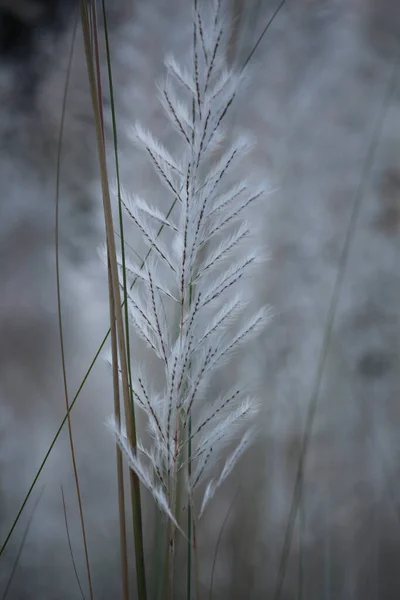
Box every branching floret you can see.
[110,0,269,530]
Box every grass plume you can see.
[108,1,269,594]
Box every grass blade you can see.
[1,486,45,600]
[80,1,147,596]
[55,9,93,597]
[61,486,86,600]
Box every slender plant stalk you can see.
[167,444,180,600]
[100,0,135,408]
[1,487,45,600]
[209,489,240,600]
[160,525,171,600]
[101,2,131,597]
[187,418,192,600]
[54,10,93,599]
[108,256,130,600]
[0,330,107,557]
[61,486,86,600]
[242,0,286,71]
[80,2,147,597]
[168,534,175,600]
[186,0,198,590]
[186,278,195,600]
[192,518,200,600]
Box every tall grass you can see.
[104,0,269,596]
[0,0,285,597]
[80,0,147,597]
[1,1,396,598]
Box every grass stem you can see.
[55,10,93,598]
[81,2,147,597]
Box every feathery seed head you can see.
[107,0,269,526]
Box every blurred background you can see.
[227,1,400,598]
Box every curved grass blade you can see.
[1,486,45,600]
[55,9,93,597]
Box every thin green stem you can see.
[187,0,197,591]
[0,331,108,557]
[192,518,200,600]
[1,487,45,600]
[101,0,135,411]
[209,489,240,600]
[187,418,192,600]
[160,524,171,600]
[241,0,286,72]
[101,3,131,597]
[61,486,86,600]
[54,10,93,599]
[187,284,194,600]
[81,2,147,597]
[108,254,130,600]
